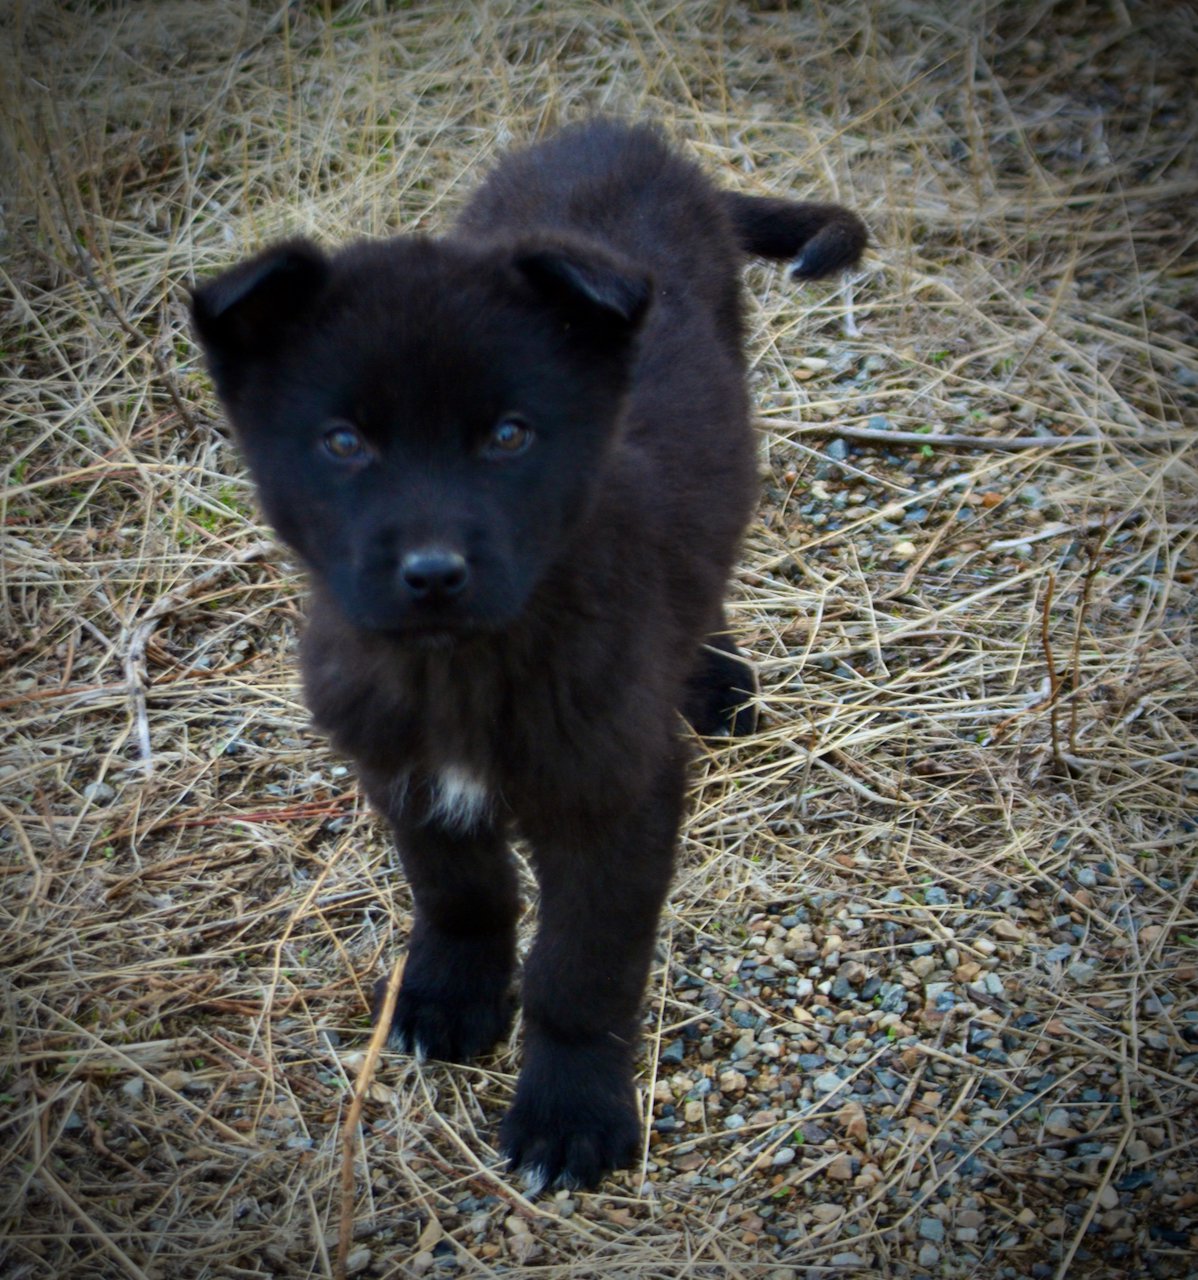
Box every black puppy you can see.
[191,119,864,1191]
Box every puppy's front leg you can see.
[364,768,519,1063]
[501,755,686,1191]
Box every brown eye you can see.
[485,417,533,458]
[322,424,366,460]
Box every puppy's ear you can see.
[513,241,651,330]
[191,239,330,359]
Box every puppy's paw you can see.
[499,1044,641,1191]
[382,985,515,1063]
[373,948,515,1063]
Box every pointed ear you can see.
[190,239,330,358]
[513,241,651,330]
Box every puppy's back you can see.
[454,120,738,291]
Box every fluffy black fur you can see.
[191,119,865,1191]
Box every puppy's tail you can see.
[724,192,867,279]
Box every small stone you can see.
[919,1217,945,1242]
[1098,1185,1119,1210]
[892,540,917,560]
[814,1072,843,1094]
[955,1227,979,1244]
[811,1204,844,1223]
[1044,1109,1076,1138]
[410,1252,435,1276]
[910,955,936,979]
[660,1039,685,1064]
[840,1101,869,1144]
[772,1146,797,1166]
[719,1069,748,1094]
[730,1034,756,1060]
[918,1244,940,1266]
[826,1154,853,1181]
[991,919,1022,941]
[980,972,1004,996]
[344,1247,371,1275]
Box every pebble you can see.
[719,1069,748,1093]
[660,1039,685,1064]
[918,1244,940,1266]
[1044,1109,1074,1137]
[814,1072,844,1094]
[344,1247,371,1275]
[919,1217,945,1243]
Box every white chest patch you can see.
[426,765,491,833]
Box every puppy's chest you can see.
[303,629,646,820]
[305,637,505,768]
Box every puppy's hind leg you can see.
[683,622,758,738]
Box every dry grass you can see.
[2,2,1196,1277]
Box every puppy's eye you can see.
[485,417,533,458]
[322,424,366,460]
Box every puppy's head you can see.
[191,232,650,641]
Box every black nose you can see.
[400,549,469,601]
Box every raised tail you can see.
[724,192,867,279]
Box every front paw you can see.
[499,1041,641,1191]
[373,930,515,1063]
[377,978,514,1063]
